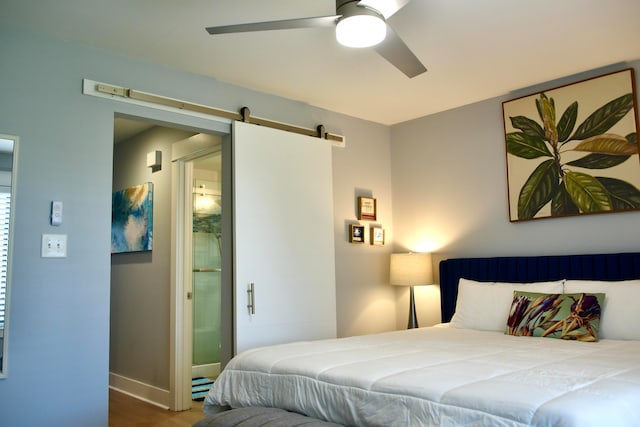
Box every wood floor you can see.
[109,389,206,427]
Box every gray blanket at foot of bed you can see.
[193,407,344,427]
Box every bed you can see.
[202,251,640,426]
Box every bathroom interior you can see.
[191,152,222,382]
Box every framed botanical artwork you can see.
[111,182,154,253]
[349,224,365,244]
[370,226,385,246]
[357,196,376,220]
[503,68,640,222]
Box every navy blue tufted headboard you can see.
[439,252,640,323]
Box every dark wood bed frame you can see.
[439,251,640,323]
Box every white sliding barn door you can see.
[232,121,337,354]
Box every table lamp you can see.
[390,252,433,329]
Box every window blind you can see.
[0,190,10,329]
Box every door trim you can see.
[171,135,224,411]
[171,159,193,411]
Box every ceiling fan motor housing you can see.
[336,0,385,21]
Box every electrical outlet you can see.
[41,234,67,258]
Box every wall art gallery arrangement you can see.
[349,196,385,245]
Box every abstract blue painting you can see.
[111,182,153,253]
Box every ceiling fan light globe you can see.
[336,15,386,48]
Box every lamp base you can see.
[408,285,418,329]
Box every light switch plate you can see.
[41,234,67,258]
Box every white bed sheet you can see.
[204,326,640,426]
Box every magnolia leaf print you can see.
[557,101,578,143]
[570,94,634,141]
[518,159,559,219]
[568,132,638,169]
[563,171,613,213]
[598,177,640,209]
[504,70,640,220]
[506,132,552,159]
[573,133,638,156]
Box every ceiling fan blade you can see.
[358,0,411,19]
[373,24,426,78]
[206,15,339,35]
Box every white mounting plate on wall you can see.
[41,234,67,258]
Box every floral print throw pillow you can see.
[506,291,605,342]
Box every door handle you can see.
[247,282,255,315]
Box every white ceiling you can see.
[3,0,640,125]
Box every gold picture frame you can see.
[349,224,365,244]
[357,196,376,221]
[370,227,385,246]
[503,68,640,222]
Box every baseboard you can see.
[109,372,172,409]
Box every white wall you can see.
[0,27,396,426]
[390,62,640,326]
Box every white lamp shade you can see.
[390,253,433,286]
[336,14,386,48]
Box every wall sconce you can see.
[390,252,433,329]
[147,150,162,171]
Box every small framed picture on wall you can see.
[370,227,385,246]
[357,196,376,221]
[349,224,365,243]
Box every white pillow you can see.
[450,278,564,332]
[564,280,640,340]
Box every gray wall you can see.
[390,61,640,327]
[0,27,395,425]
[332,120,396,337]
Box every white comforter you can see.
[205,326,640,426]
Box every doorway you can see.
[190,152,222,380]
[172,130,232,411]
[110,116,231,411]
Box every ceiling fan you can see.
[205,0,426,78]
